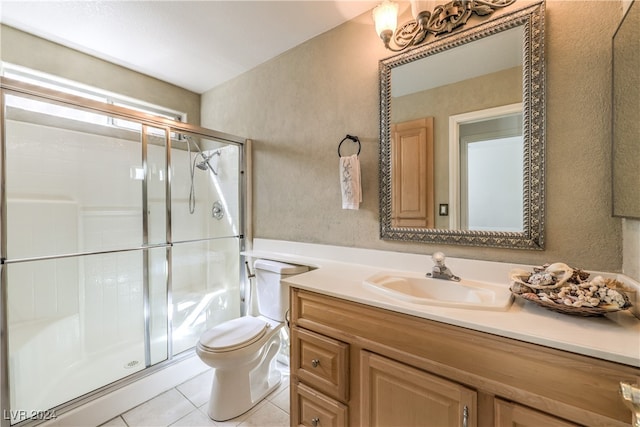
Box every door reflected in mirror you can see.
[449,104,523,232]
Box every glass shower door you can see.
[2,93,168,422]
[1,82,246,426]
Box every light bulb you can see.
[372,0,399,41]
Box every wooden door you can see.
[361,351,476,427]
[391,117,435,228]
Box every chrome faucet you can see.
[427,252,460,281]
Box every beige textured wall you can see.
[201,1,623,271]
[1,25,201,125]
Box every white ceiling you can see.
[0,0,379,94]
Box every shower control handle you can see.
[311,359,320,368]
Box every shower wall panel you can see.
[6,200,79,323]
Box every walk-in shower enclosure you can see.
[0,78,248,426]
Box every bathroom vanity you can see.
[243,240,640,426]
[290,288,639,426]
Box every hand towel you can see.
[340,154,362,210]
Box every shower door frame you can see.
[0,77,250,427]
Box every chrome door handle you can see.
[311,417,320,427]
[311,359,320,368]
[462,405,469,427]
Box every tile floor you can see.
[98,364,290,427]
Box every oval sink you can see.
[363,271,513,311]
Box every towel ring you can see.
[338,134,361,157]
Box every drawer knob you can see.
[311,417,320,427]
[311,359,320,368]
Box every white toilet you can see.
[196,259,309,421]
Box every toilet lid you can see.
[199,316,269,352]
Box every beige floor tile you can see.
[114,359,292,427]
[201,399,266,427]
[122,389,195,427]
[238,401,289,427]
[169,408,218,427]
[196,404,243,427]
[98,416,128,427]
[176,369,214,407]
[268,386,290,414]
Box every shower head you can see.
[196,159,209,171]
[196,151,221,173]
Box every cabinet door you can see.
[494,398,580,427]
[361,351,476,427]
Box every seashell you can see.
[511,282,534,294]
[510,268,532,286]
[570,268,591,284]
[532,264,549,273]
[604,277,627,290]
[539,294,554,303]
[528,272,556,287]
[545,262,574,287]
[521,292,540,301]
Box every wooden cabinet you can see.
[290,288,640,427]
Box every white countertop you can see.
[244,239,640,368]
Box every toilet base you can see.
[206,333,282,421]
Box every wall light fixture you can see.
[373,0,516,51]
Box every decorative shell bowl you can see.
[509,263,632,317]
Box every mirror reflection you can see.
[450,104,523,232]
[391,26,523,230]
[379,1,545,248]
[612,0,639,219]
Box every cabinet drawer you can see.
[292,381,348,427]
[291,326,349,402]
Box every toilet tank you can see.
[254,259,309,322]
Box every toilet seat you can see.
[199,316,270,352]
